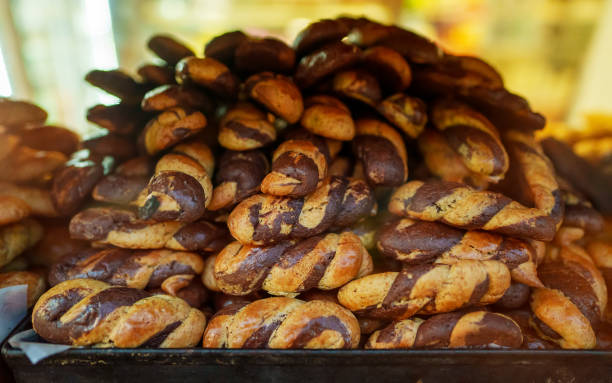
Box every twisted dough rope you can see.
[228,176,376,246]
[69,207,231,251]
[49,247,207,307]
[218,102,277,151]
[137,141,214,222]
[529,228,608,349]
[389,131,563,241]
[202,297,360,349]
[377,218,542,287]
[214,232,372,296]
[338,260,510,320]
[366,310,522,349]
[33,279,206,347]
[0,270,46,308]
[260,139,328,197]
[138,107,207,156]
[430,99,509,183]
[0,218,43,268]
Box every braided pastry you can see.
[503,309,558,349]
[228,176,376,245]
[389,178,562,241]
[49,247,207,307]
[16,125,80,155]
[530,242,607,349]
[557,177,603,232]
[214,232,372,296]
[292,18,350,57]
[25,222,88,268]
[204,30,248,67]
[208,150,269,211]
[260,139,327,197]
[0,219,43,268]
[0,98,47,129]
[81,133,136,161]
[352,118,408,187]
[244,72,303,124]
[218,102,277,151]
[137,141,214,222]
[138,64,175,86]
[202,297,359,348]
[300,95,354,141]
[418,129,489,189]
[283,127,342,162]
[337,260,510,319]
[362,46,412,92]
[138,107,207,155]
[431,99,509,182]
[0,270,46,307]
[69,207,230,252]
[33,279,206,347]
[376,94,427,139]
[377,218,541,287]
[295,41,360,89]
[366,310,522,349]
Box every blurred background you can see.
[1,0,612,149]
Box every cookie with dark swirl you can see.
[202,297,359,349]
[32,279,206,347]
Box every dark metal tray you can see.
[3,320,612,383]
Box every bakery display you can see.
[0,16,610,355]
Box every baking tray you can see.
[3,320,612,383]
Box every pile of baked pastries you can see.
[1,16,612,350]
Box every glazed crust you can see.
[431,99,509,182]
[49,248,207,307]
[218,102,277,151]
[376,94,427,139]
[138,107,207,155]
[202,297,360,349]
[377,218,542,287]
[137,141,214,222]
[366,310,522,349]
[32,279,206,347]
[352,118,408,187]
[337,260,510,319]
[260,140,327,197]
[69,207,231,252]
[214,232,372,296]
[209,150,269,211]
[228,176,376,246]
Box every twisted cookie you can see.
[376,94,427,139]
[338,260,510,319]
[49,247,207,307]
[260,139,328,197]
[244,72,303,124]
[33,279,206,347]
[218,102,277,151]
[228,176,376,245]
[588,240,612,323]
[92,156,153,205]
[352,118,408,187]
[389,178,562,241]
[0,196,30,225]
[366,310,522,349]
[208,150,269,211]
[202,297,359,348]
[300,95,355,141]
[214,232,372,296]
[377,218,542,287]
[138,107,207,155]
[431,99,509,182]
[69,207,230,252]
[530,243,607,349]
[138,141,214,222]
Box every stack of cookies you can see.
[6,16,612,350]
